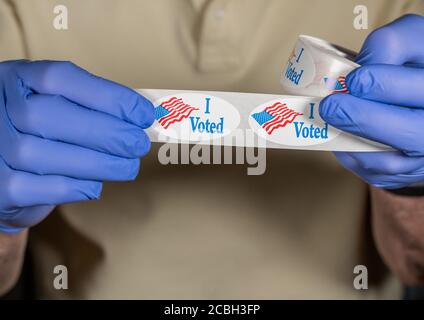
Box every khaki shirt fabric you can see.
[1,0,423,299]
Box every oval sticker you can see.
[152,93,240,142]
[249,97,340,147]
[280,42,315,89]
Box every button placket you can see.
[196,0,241,72]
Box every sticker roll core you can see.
[280,35,359,97]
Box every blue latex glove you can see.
[319,14,424,189]
[0,60,154,233]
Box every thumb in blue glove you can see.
[319,14,424,189]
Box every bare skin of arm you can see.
[0,230,27,296]
[371,187,424,285]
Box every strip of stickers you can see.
[139,89,388,152]
[139,36,387,151]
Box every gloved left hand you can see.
[319,14,424,189]
[0,60,154,233]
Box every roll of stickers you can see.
[139,89,388,152]
[138,35,390,152]
[280,35,359,97]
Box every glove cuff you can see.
[386,186,424,197]
[0,224,26,234]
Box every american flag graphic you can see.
[324,76,348,93]
[154,97,199,129]
[251,102,303,135]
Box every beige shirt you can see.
[1,0,423,299]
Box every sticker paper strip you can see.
[138,89,389,152]
[280,35,359,97]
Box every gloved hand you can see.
[0,60,154,233]
[319,14,424,189]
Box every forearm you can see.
[371,187,424,285]
[0,229,28,296]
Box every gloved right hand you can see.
[319,14,424,189]
[0,60,154,233]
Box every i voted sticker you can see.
[153,93,240,142]
[281,42,315,89]
[322,76,348,94]
[280,35,359,97]
[249,98,340,147]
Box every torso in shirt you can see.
[1,0,421,299]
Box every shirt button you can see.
[214,8,225,20]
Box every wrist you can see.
[371,187,424,285]
[0,229,28,296]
